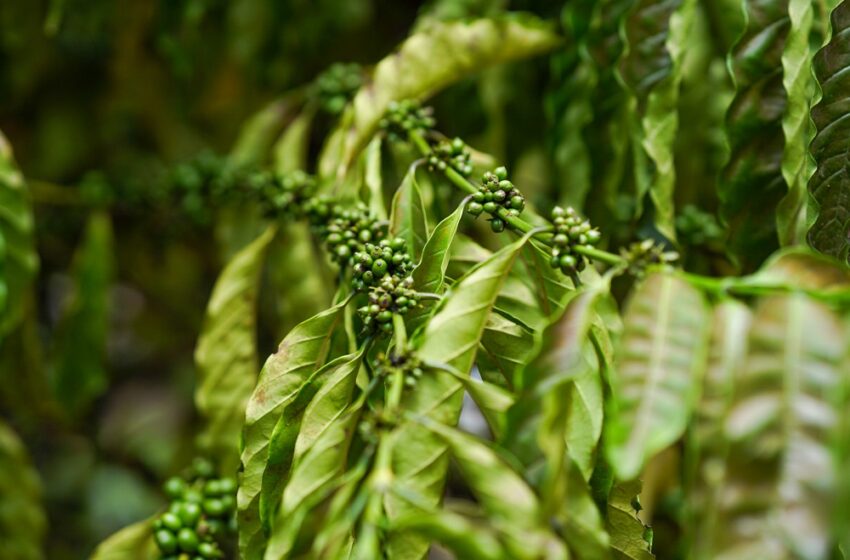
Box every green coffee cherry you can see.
[466,167,525,229]
[177,528,199,552]
[379,100,436,142]
[155,530,179,554]
[313,63,363,115]
[351,238,413,292]
[620,239,679,277]
[372,351,425,391]
[152,458,237,560]
[427,137,473,177]
[358,275,420,336]
[548,206,601,275]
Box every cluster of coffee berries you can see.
[319,203,387,267]
[152,458,235,560]
[379,100,435,142]
[675,204,723,247]
[548,206,602,275]
[372,351,425,389]
[358,276,419,334]
[466,167,525,233]
[351,237,414,292]
[252,170,317,218]
[312,63,363,115]
[620,239,679,277]
[427,137,473,177]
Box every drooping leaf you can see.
[273,106,315,174]
[0,130,38,337]
[389,501,505,560]
[390,163,429,260]
[477,313,535,389]
[413,414,539,525]
[280,403,362,519]
[321,15,561,176]
[619,0,696,240]
[808,1,850,261]
[712,294,846,560]
[410,416,566,559]
[265,223,331,339]
[90,519,156,560]
[689,300,751,558]
[733,246,850,302]
[238,300,347,560]
[503,282,608,526]
[423,360,515,438]
[51,210,114,418]
[259,350,363,530]
[556,458,611,560]
[606,271,710,480]
[776,0,817,245]
[230,94,301,168]
[607,480,654,560]
[411,202,465,295]
[720,0,790,270]
[0,420,45,560]
[363,136,388,221]
[195,226,275,473]
[386,233,533,559]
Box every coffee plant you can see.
[3,0,850,558]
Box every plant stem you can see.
[392,313,407,353]
[408,129,628,267]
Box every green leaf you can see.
[238,300,347,560]
[386,233,533,559]
[0,420,45,560]
[808,2,850,261]
[265,223,332,339]
[390,163,429,261]
[606,271,710,480]
[406,201,466,332]
[713,294,846,559]
[363,136,388,221]
[51,210,114,418]
[555,459,611,560]
[776,0,817,245]
[477,313,535,388]
[259,350,363,530]
[389,502,505,560]
[424,360,515,438]
[503,282,608,529]
[733,246,850,302]
[411,200,465,295]
[195,226,275,473]
[90,519,156,560]
[229,95,300,168]
[619,0,696,240]
[281,402,362,518]
[412,415,539,526]
[720,0,789,270]
[273,106,315,174]
[321,15,561,176]
[607,480,654,560]
[0,130,38,337]
[689,300,751,558]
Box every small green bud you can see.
[483,202,498,214]
[494,166,508,180]
[177,528,199,552]
[155,530,178,554]
[467,202,483,216]
[490,218,506,233]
